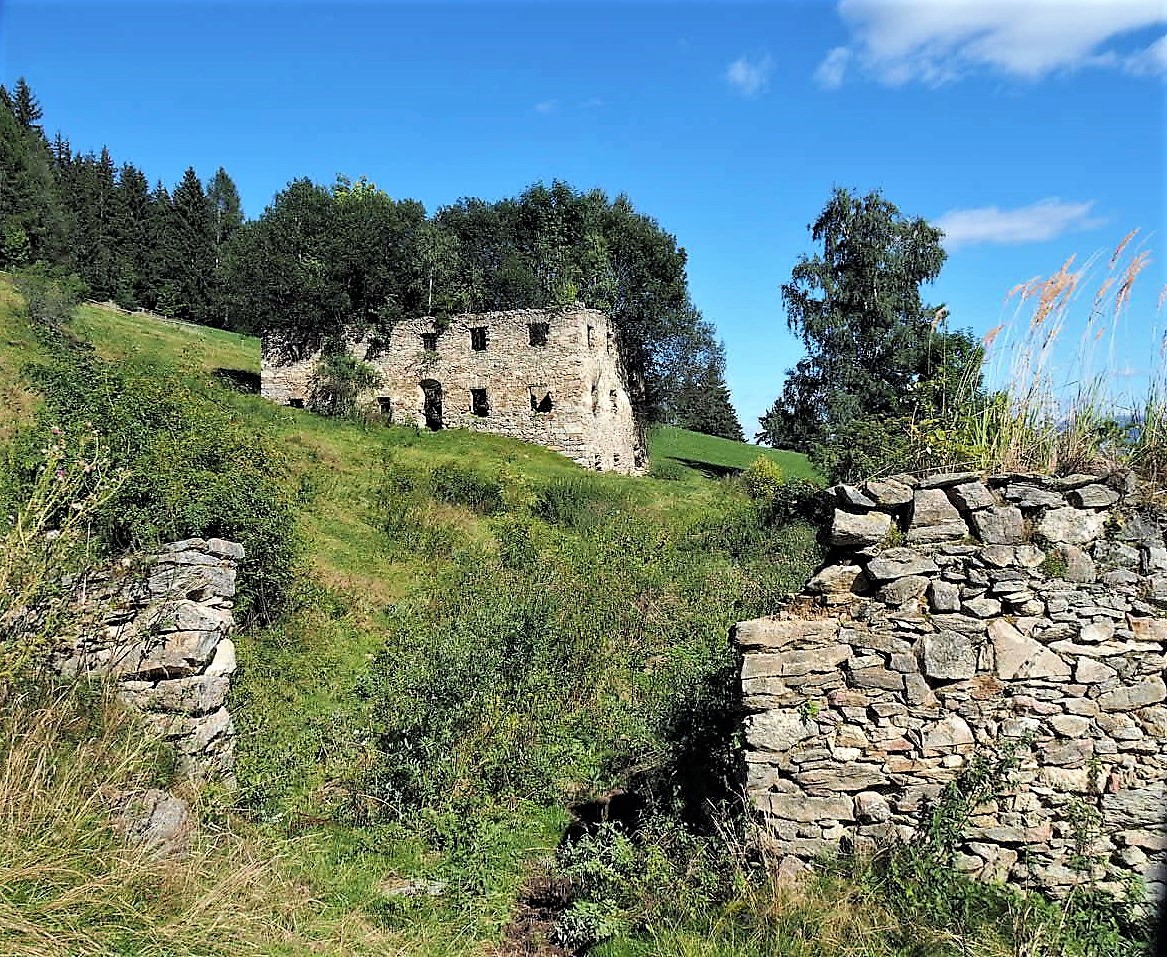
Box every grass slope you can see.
[650,424,818,480]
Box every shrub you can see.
[530,474,613,528]
[19,349,297,623]
[740,456,784,501]
[307,351,381,417]
[11,264,85,329]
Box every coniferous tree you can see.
[144,181,182,315]
[205,167,243,325]
[0,80,68,268]
[111,162,151,307]
[61,147,120,298]
[170,167,215,322]
[6,78,44,132]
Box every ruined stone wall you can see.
[54,537,243,781]
[261,307,645,474]
[735,471,1167,899]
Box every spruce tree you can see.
[205,167,243,325]
[171,167,215,322]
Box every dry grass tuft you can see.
[963,234,1164,480]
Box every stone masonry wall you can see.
[261,307,645,475]
[54,537,244,781]
[734,470,1167,899]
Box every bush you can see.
[0,427,124,684]
[307,351,381,417]
[11,264,85,329]
[18,349,297,623]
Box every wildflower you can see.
[51,426,62,436]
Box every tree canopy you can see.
[229,177,741,432]
[0,79,743,437]
[758,187,982,480]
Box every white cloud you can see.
[935,198,1102,250]
[815,46,852,88]
[1124,32,1167,75]
[534,99,558,114]
[725,54,773,97]
[826,0,1167,85]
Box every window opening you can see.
[470,327,488,351]
[471,388,490,417]
[587,325,596,349]
[529,387,553,414]
[288,397,304,409]
[593,453,603,471]
[421,332,438,352]
[613,453,621,468]
[377,396,393,419]
[528,322,549,346]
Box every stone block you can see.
[907,489,969,543]
[1098,678,1167,712]
[922,631,977,680]
[781,645,852,676]
[854,791,891,823]
[796,763,888,792]
[922,714,975,753]
[862,478,914,507]
[732,617,839,651]
[929,580,962,613]
[834,484,876,509]
[805,565,865,597]
[1001,484,1064,508]
[968,506,1025,545]
[917,471,981,489]
[1067,485,1121,509]
[962,596,1002,618]
[849,667,905,691]
[831,509,891,547]
[745,711,818,753]
[1037,508,1106,545]
[865,549,940,581]
[879,575,930,605]
[989,619,1071,681]
[1102,787,1167,828]
[757,791,855,823]
[949,482,996,512]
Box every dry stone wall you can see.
[54,537,244,781]
[261,307,645,474]
[734,470,1167,899]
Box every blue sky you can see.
[2,0,1165,433]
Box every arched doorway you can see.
[420,379,443,430]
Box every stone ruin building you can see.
[260,306,646,475]
[734,470,1167,902]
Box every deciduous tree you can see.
[758,187,982,480]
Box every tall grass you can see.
[959,232,1166,479]
[0,685,432,956]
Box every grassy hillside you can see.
[0,279,825,953]
[1,280,1149,957]
[650,424,818,480]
